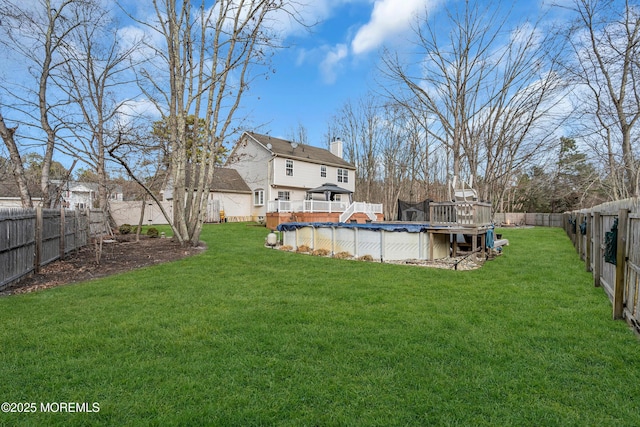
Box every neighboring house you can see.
[226,131,356,221]
[205,167,252,221]
[0,178,60,208]
[60,181,123,210]
[0,179,122,209]
[162,167,252,222]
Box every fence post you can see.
[613,208,629,320]
[74,209,79,253]
[585,212,591,272]
[59,206,65,260]
[576,212,582,256]
[34,205,42,273]
[593,212,601,287]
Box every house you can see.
[204,167,252,222]
[162,167,252,222]
[60,181,123,210]
[0,172,57,208]
[159,131,382,226]
[0,178,114,209]
[226,132,381,228]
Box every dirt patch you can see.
[1,235,205,297]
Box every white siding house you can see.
[162,167,252,222]
[62,181,123,210]
[226,132,357,220]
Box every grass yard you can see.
[1,223,640,426]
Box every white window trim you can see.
[254,189,264,206]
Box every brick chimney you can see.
[330,137,343,159]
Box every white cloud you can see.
[116,99,161,127]
[319,44,348,84]
[351,0,440,55]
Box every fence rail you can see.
[565,198,640,331]
[0,207,96,290]
[430,201,492,227]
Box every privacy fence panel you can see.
[625,214,640,325]
[567,198,640,329]
[599,213,618,302]
[41,209,62,266]
[0,208,98,290]
[494,212,563,227]
[0,209,36,288]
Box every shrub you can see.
[146,227,159,238]
[119,224,132,235]
[296,245,310,253]
[358,254,374,262]
[312,248,330,257]
[333,251,352,259]
[279,245,293,251]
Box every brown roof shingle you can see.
[211,167,251,193]
[245,132,355,169]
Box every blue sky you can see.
[0,0,568,169]
[244,0,558,149]
[248,0,441,147]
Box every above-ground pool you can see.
[276,222,456,261]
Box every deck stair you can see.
[339,202,378,223]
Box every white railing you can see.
[339,202,383,222]
[267,200,383,222]
[268,199,349,213]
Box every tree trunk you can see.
[0,112,33,208]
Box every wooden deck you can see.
[427,201,493,257]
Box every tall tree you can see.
[550,137,601,211]
[0,111,32,207]
[563,0,640,198]
[129,0,301,246]
[330,94,383,202]
[0,0,92,207]
[58,2,142,213]
[381,0,567,209]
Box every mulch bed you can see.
[0,234,204,296]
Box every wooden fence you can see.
[565,198,640,330]
[0,207,101,290]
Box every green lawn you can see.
[1,223,639,426]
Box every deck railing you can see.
[268,199,349,213]
[430,201,492,227]
[339,202,381,222]
[268,200,383,219]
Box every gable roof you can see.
[211,167,251,193]
[244,132,355,170]
[164,167,251,199]
[0,176,54,199]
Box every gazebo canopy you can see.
[306,183,353,202]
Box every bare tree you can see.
[562,0,640,198]
[57,3,142,215]
[380,0,567,208]
[0,111,33,207]
[330,94,383,202]
[0,0,93,207]
[128,0,302,246]
[287,122,309,145]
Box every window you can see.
[286,159,294,176]
[254,189,264,206]
[337,168,349,183]
[320,166,327,177]
[334,194,342,202]
[277,191,290,201]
